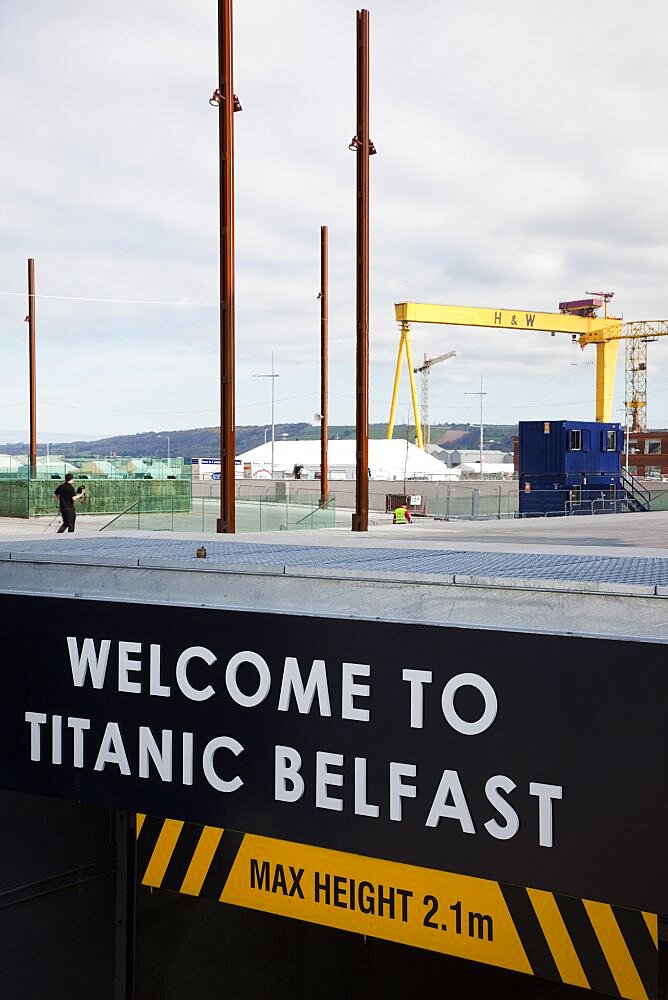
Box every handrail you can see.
[565,498,627,517]
[294,496,336,527]
[99,498,141,531]
[621,469,651,510]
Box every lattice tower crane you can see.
[413,351,456,449]
[622,323,668,431]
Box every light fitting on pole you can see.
[209,88,242,111]
[348,135,377,154]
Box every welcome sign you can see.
[0,593,665,916]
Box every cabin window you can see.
[605,430,617,451]
[569,429,582,451]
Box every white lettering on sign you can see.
[23,632,566,851]
[278,658,332,716]
[354,757,380,818]
[226,651,271,708]
[270,747,562,848]
[67,637,111,688]
[149,644,170,697]
[202,736,244,792]
[275,745,305,802]
[402,669,498,735]
[316,751,344,811]
[25,710,246,794]
[425,770,475,832]
[389,762,417,822]
[139,727,173,781]
[94,721,131,774]
[529,782,563,848]
[341,663,371,721]
[118,642,142,694]
[441,673,498,736]
[65,639,368,720]
[176,646,216,701]
[483,776,519,840]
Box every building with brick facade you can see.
[625,430,668,479]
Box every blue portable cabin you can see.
[518,420,624,515]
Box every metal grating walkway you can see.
[2,536,668,587]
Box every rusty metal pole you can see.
[27,258,37,478]
[216,0,236,532]
[352,9,370,532]
[320,225,329,507]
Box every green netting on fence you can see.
[0,481,29,518]
[0,456,191,481]
[0,479,192,518]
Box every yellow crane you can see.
[386,300,668,441]
[413,350,456,450]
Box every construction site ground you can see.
[2,507,667,556]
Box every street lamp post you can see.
[158,435,171,465]
[465,374,487,479]
[619,406,630,472]
[253,353,279,478]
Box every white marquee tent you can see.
[237,439,461,481]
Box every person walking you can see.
[393,503,412,525]
[54,473,85,533]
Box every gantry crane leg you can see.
[386,326,406,440]
[594,339,620,423]
[387,322,424,448]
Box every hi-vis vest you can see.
[394,506,408,524]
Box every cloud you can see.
[1,0,667,441]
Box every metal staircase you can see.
[621,469,651,512]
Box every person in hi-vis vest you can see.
[393,504,412,525]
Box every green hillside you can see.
[0,422,518,458]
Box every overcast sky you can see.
[2,0,668,443]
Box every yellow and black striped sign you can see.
[136,814,658,1000]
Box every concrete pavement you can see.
[1,508,667,559]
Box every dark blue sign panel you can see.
[0,594,665,913]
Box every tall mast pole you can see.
[465,373,486,478]
[270,351,275,479]
[479,373,484,475]
[27,258,37,478]
[320,225,329,506]
[216,0,236,532]
[352,9,370,531]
